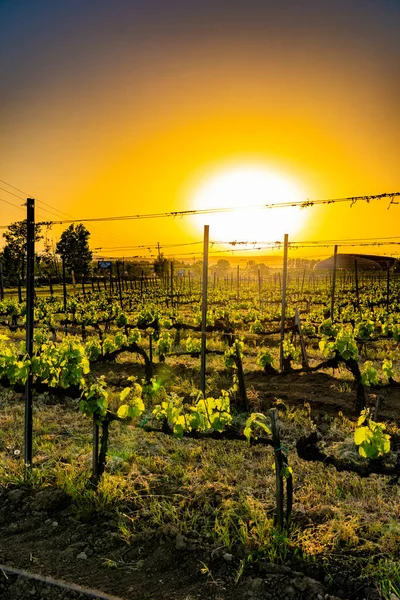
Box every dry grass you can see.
[1,382,400,596]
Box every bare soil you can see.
[0,485,345,600]
[1,365,398,600]
[250,370,400,421]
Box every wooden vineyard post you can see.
[109,264,114,296]
[270,408,292,530]
[17,275,22,303]
[149,332,153,366]
[258,267,262,308]
[330,245,338,321]
[24,198,35,479]
[116,261,124,309]
[62,256,67,312]
[386,261,390,314]
[234,341,248,412]
[170,261,174,307]
[71,269,76,295]
[279,234,289,372]
[237,265,240,303]
[200,225,209,397]
[270,408,284,530]
[286,459,293,529]
[92,415,100,484]
[48,275,53,297]
[295,307,309,369]
[354,258,360,311]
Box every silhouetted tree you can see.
[213,259,231,274]
[2,220,43,284]
[37,240,59,279]
[56,224,92,278]
[153,253,169,278]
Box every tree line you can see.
[0,221,93,286]
[0,219,321,288]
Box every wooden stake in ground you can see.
[116,261,124,309]
[17,274,22,303]
[24,198,35,479]
[62,256,67,316]
[330,245,338,320]
[279,234,289,372]
[170,261,174,307]
[270,408,293,530]
[354,258,360,311]
[270,408,284,530]
[386,261,390,314]
[200,225,209,396]
[295,307,309,369]
[234,341,248,411]
[109,264,114,296]
[92,415,100,482]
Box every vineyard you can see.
[1,260,400,599]
[3,0,400,593]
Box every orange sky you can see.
[1,1,399,262]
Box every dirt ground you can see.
[0,364,399,600]
[0,485,347,600]
[249,369,400,421]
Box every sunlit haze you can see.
[1,0,399,263]
[190,165,306,243]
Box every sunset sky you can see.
[1,0,399,264]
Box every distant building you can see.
[314,253,397,271]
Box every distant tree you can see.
[288,258,319,270]
[153,253,169,278]
[245,260,259,276]
[214,259,231,274]
[37,240,59,279]
[191,260,203,278]
[2,220,43,284]
[124,260,154,278]
[258,263,270,277]
[56,224,92,278]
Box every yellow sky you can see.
[1,2,399,262]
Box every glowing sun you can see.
[189,165,307,244]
